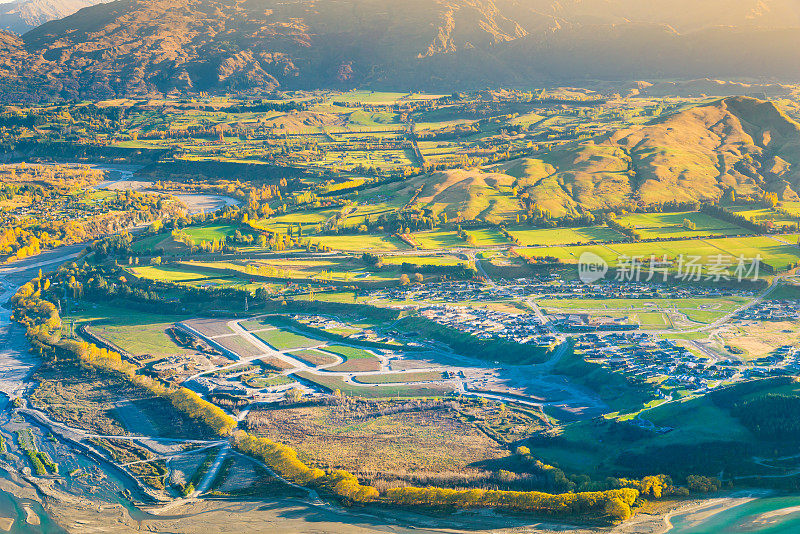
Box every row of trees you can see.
[12,273,238,438]
[232,431,379,502]
[605,215,641,241]
[700,203,770,234]
[383,486,638,522]
[232,429,638,522]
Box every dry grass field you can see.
[246,399,509,477]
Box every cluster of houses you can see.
[577,333,736,393]
[491,278,757,301]
[577,331,800,395]
[734,300,800,322]
[374,278,756,305]
[3,189,105,225]
[379,280,492,303]
[419,305,555,345]
[548,313,636,332]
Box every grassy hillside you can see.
[350,97,800,222]
[360,168,522,223]
[508,97,800,215]
[530,376,800,482]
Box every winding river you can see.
[0,163,243,532]
[89,164,241,214]
[0,245,97,533]
[667,495,800,534]
[6,163,800,533]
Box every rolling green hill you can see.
[362,168,521,224]
[507,97,800,216]
[353,97,800,222]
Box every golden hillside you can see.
[507,97,800,216]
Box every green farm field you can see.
[412,231,465,249]
[464,228,509,246]
[295,372,451,398]
[128,265,217,282]
[180,223,251,242]
[314,234,407,251]
[254,328,322,351]
[617,212,748,239]
[63,304,191,360]
[509,226,625,246]
[322,345,382,372]
[727,205,800,228]
[519,236,800,270]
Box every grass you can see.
[413,231,465,249]
[295,372,452,398]
[348,110,401,127]
[634,312,669,328]
[531,378,772,477]
[322,345,375,360]
[617,212,748,239]
[130,232,175,253]
[508,226,625,246]
[63,303,191,360]
[129,265,214,282]
[261,210,335,226]
[728,205,800,228]
[322,345,382,372]
[518,236,800,272]
[242,374,295,388]
[89,322,189,360]
[245,400,504,475]
[179,224,246,243]
[681,309,728,324]
[313,234,407,251]
[464,229,510,247]
[354,372,445,384]
[254,329,322,351]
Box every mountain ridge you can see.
[0,0,106,34]
[3,1,800,101]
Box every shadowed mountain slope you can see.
[3,1,800,100]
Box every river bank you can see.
[87,163,241,214]
[607,490,794,534]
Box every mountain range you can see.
[0,0,105,34]
[3,0,800,100]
